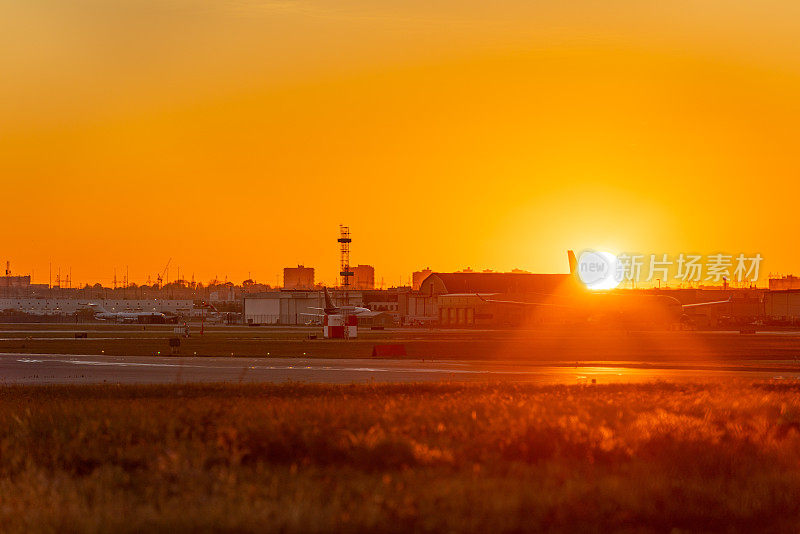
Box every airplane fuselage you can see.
[94,311,165,323]
[324,305,371,316]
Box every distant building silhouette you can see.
[0,275,30,288]
[352,265,374,290]
[283,265,315,289]
[769,275,800,290]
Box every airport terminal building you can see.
[0,298,194,316]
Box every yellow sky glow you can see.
[2,1,800,286]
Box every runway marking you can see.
[0,337,171,341]
[8,356,574,376]
[5,353,800,386]
[51,359,492,374]
[14,357,800,378]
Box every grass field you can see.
[2,382,800,532]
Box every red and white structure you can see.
[323,314,358,339]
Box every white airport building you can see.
[0,298,195,316]
[244,291,365,325]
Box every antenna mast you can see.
[338,225,353,305]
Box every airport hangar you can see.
[243,290,396,327]
[414,272,574,327]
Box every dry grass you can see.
[2,382,800,532]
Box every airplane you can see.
[477,250,732,327]
[303,287,381,317]
[194,302,224,323]
[86,303,166,323]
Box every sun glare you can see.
[578,250,620,290]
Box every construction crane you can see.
[156,258,172,289]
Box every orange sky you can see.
[3,1,800,286]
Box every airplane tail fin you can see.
[567,250,578,276]
[323,287,335,310]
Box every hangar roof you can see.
[419,272,573,296]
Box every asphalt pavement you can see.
[3,353,799,385]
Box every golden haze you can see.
[2,1,800,285]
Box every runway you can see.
[3,353,800,385]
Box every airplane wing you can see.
[354,310,384,317]
[300,310,384,318]
[682,298,732,309]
